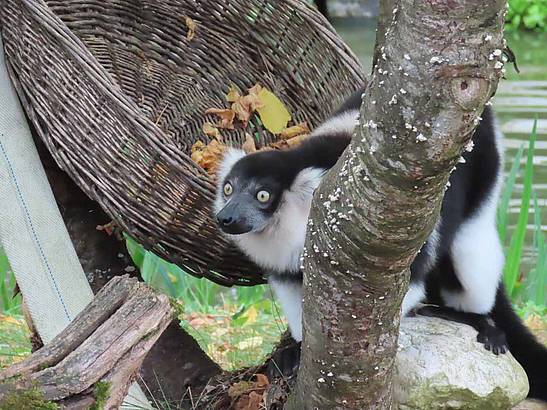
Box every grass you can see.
[125,235,286,371]
[497,118,546,307]
[0,253,21,316]
[0,259,31,370]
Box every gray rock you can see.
[394,316,529,410]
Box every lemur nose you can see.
[217,215,234,226]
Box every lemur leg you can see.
[439,200,507,353]
[417,305,508,354]
[269,276,303,342]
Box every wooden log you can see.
[0,276,173,409]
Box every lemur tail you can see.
[492,286,547,401]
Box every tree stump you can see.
[0,276,173,409]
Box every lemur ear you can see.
[216,148,246,184]
[290,167,327,200]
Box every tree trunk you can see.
[288,1,506,409]
[0,276,173,409]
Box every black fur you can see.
[491,286,547,400]
[417,305,508,355]
[410,106,501,284]
[223,134,350,219]
[338,88,546,401]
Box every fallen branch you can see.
[0,275,173,409]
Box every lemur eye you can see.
[256,190,270,203]
[223,183,233,196]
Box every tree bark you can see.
[288,1,506,409]
[0,276,173,409]
[372,0,397,69]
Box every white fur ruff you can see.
[228,167,325,273]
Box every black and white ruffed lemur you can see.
[214,87,547,400]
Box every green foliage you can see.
[0,388,58,410]
[0,251,21,316]
[502,120,536,296]
[496,144,524,244]
[0,315,31,370]
[125,235,222,312]
[90,381,110,410]
[499,119,546,305]
[526,192,546,304]
[515,299,547,319]
[506,0,547,31]
[125,235,285,369]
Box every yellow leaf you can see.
[167,272,178,283]
[236,336,263,350]
[256,88,291,134]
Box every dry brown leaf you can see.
[228,381,253,400]
[202,122,221,138]
[185,313,219,328]
[524,314,545,331]
[269,133,309,150]
[234,390,263,410]
[246,84,265,111]
[184,16,196,40]
[191,139,227,176]
[205,108,236,129]
[280,122,310,140]
[255,373,269,388]
[284,133,309,147]
[242,134,257,153]
[230,84,265,126]
[226,85,241,103]
[231,99,253,125]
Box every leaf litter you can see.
[191,83,311,178]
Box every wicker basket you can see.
[0,0,365,286]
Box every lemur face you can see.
[215,149,292,235]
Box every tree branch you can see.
[289,1,506,408]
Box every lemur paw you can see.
[477,326,508,355]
